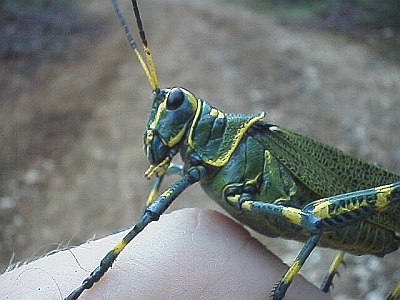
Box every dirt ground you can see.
[1,0,399,299]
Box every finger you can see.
[0,208,331,300]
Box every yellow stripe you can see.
[389,282,400,299]
[312,201,334,219]
[113,240,127,255]
[328,251,344,274]
[282,260,302,284]
[167,127,186,147]
[241,201,253,212]
[282,207,302,225]
[204,112,266,167]
[149,101,166,129]
[209,108,219,118]
[185,91,198,111]
[376,184,394,209]
[146,186,158,206]
[209,108,226,119]
[188,100,203,148]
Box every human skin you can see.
[0,208,331,299]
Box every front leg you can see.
[146,163,184,206]
[64,165,206,300]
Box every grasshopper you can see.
[65,1,400,299]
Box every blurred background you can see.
[1,0,399,299]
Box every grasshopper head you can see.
[144,87,198,178]
[111,2,197,178]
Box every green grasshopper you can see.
[65,1,400,299]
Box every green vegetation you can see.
[228,0,400,61]
[229,0,400,30]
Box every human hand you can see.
[0,208,331,299]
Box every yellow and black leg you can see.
[64,166,205,300]
[387,282,400,300]
[236,200,321,299]
[273,233,321,299]
[320,251,345,293]
[224,182,320,299]
[146,163,183,206]
[229,181,400,299]
[303,182,400,224]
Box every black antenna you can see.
[111,0,159,90]
[131,0,159,89]
[132,0,147,47]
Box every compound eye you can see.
[166,88,185,110]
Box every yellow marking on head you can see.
[149,101,166,129]
[167,127,186,147]
[159,89,198,148]
[113,240,127,255]
[144,130,154,144]
[145,157,171,179]
[149,89,198,135]
[282,207,302,225]
[185,91,198,112]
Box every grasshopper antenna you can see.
[111,0,159,90]
[131,0,159,90]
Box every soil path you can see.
[1,0,399,299]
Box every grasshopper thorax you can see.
[144,87,198,178]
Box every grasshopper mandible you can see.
[65,1,400,299]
